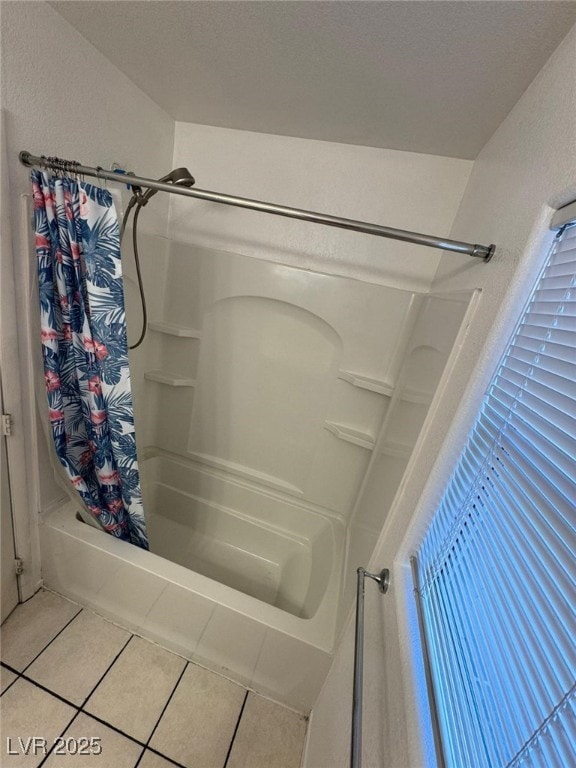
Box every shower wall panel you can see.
[340,290,475,620]
[139,243,419,526]
[171,122,473,293]
[124,232,171,461]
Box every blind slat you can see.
[481,413,576,512]
[506,354,575,397]
[520,323,575,348]
[489,387,576,457]
[526,312,576,331]
[494,372,576,422]
[529,300,576,318]
[481,404,575,490]
[510,337,576,364]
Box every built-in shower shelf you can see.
[338,370,394,397]
[148,321,202,338]
[144,370,197,387]
[380,440,412,459]
[399,387,432,406]
[324,421,375,450]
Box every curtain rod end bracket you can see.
[19,151,33,167]
[473,243,496,262]
[361,567,390,593]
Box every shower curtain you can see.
[32,170,148,549]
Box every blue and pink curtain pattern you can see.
[32,169,148,549]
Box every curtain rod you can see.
[19,151,495,261]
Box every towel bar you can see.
[351,566,390,768]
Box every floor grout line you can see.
[36,710,81,768]
[223,689,249,768]
[0,662,21,698]
[20,605,84,676]
[80,633,134,708]
[142,660,189,752]
[0,679,19,697]
[74,709,149,749]
[144,745,190,767]
[133,746,147,768]
[18,673,82,710]
[0,661,20,673]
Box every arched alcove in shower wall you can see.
[189,296,343,495]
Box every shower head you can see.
[138,166,195,206]
[160,167,196,187]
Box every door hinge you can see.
[15,558,24,575]
[2,414,13,436]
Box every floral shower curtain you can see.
[32,170,148,549]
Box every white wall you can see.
[0,1,174,595]
[170,123,472,293]
[305,21,576,768]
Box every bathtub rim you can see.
[40,501,342,652]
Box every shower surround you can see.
[39,226,474,711]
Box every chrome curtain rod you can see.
[20,151,495,261]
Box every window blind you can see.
[415,223,576,768]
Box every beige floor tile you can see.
[84,636,186,744]
[1,591,81,671]
[226,693,307,768]
[150,663,246,768]
[26,610,131,705]
[1,664,18,693]
[43,713,143,767]
[138,750,179,768]
[0,677,76,767]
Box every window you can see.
[414,222,576,767]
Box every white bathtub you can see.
[143,454,336,620]
[39,455,344,713]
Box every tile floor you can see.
[1,590,307,767]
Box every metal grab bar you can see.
[351,566,390,768]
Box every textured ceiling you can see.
[49,1,576,159]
